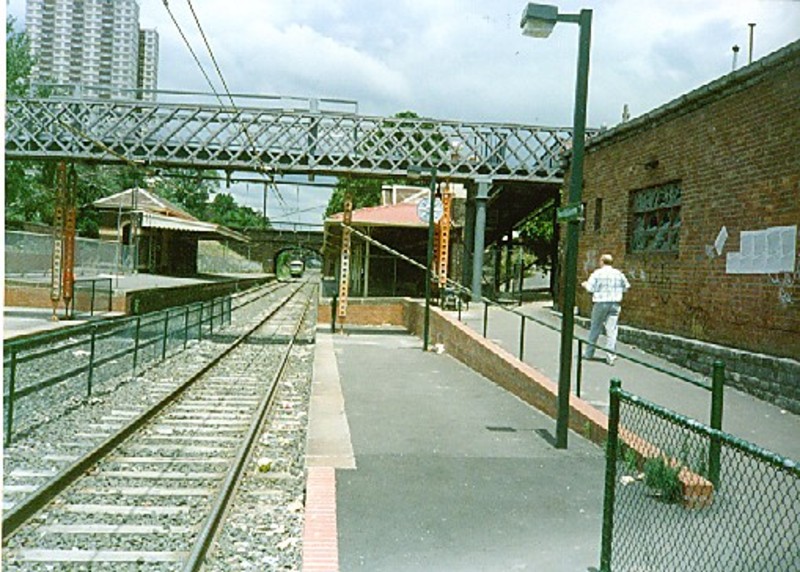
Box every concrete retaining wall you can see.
[6,276,273,316]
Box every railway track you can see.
[3,280,317,570]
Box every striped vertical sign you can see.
[50,162,68,306]
[437,185,452,287]
[337,195,353,321]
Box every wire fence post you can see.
[331,293,337,333]
[90,279,97,316]
[132,316,141,377]
[5,349,18,446]
[87,326,97,397]
[519,315,526,361]
[210,298,215,335]
[576,340,583,397]
[709,360,725,487]
[483,303,488,338]
[600,378,622,572]
[161,310,170,360]
[184,306,190,349]
[198,302,204,340]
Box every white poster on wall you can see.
[726,225,797,274]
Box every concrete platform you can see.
[3,272,270,340]
[303,301,800,572]
[305,327,605,572]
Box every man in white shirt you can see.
[581,254,631,365]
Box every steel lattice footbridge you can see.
[5,87,593,182]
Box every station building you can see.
[566,39,800,360]
[93,188,248,276]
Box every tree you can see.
[205,192,269,230]
[325,176,388,217]
[6,15,32,97]
[518,202,556,271]
[5,14,37,222]
[151,169,215,219]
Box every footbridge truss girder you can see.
[5,96,589,182]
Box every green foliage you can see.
[326,176,392,217]
[151,171,268,229]
[643,456,682,503]
[152,170,214,218]
[6,14,32,97]
[206,192,268,230]
[618,442,639,474]
[518,202,555,271]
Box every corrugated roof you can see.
[93,188,197,221]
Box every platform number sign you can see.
[337,195,353,324]
[436,186,452,287]
[50,163,68,306]
[62,166,77,312]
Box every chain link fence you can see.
[601,379,800,571]
[5,230,133,279]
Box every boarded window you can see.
[594,197,603,232]
[629,182,681,253]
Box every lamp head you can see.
[520,3,558,38]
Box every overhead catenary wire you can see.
[161,0,225,106]
[178,0,289,209]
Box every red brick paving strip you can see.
[302,466,339,571]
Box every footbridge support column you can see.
[471,178,491,301]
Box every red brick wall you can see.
[317,298,407,327]
[570,49,800,359]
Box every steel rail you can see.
[183,283,316,571]
[1,282,305,540]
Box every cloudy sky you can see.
[6,0,800,226]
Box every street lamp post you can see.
[408,165,438,352]
[521,3,592,449]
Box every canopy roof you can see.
[140,212,249,242]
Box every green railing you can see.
[3,296,232,446]
[69,277,113,317]
[600,379,799,571]
[474,295,723,396]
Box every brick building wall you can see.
[568,41,800,360]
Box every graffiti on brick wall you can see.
[650,262,672,305]
[768,252,800,307]
[582,249,599,275]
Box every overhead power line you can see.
[186,0,235,107]
[166,0,288,208]
[161,0,224,105]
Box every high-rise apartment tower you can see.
[25,0,158,100]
